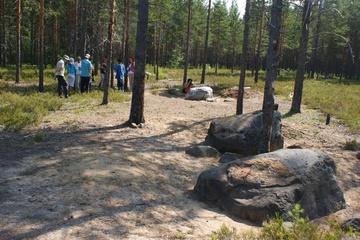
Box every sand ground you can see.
[0,81,359,239]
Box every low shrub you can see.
[211,204,359,240]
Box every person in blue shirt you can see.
[113,58,126,92]
[80,53,92,93]
[66,58,78,96]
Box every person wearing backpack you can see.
[114,58,126,92]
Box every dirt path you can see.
[0,84,359,239]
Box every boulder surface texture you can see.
[205,110,284,156]
[194,149,346,223]
[185,87,213,100]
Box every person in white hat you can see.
[55,55,70,98]
[66,57,78,96]
[80,53,92,93]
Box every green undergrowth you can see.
[160,67,360,132]
[0,67,127,131]
[211,204,359,240]
[1,66,360,131]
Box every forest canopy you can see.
[0,0,359,80]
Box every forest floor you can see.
[0,80,359,240]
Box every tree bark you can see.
[102,0,116,105]
[236,0,250,115]
[310,0,323,79]
[38,0,44,92]
[201,0,211,84]
[15,0,21,83]
[124,0,131,91]
[79,0,87,58]
[1,0,6,67]
[291,0,311,113]
[254,0,265,83]
[53,15,58,67]
[129,0,149,125]
[258,0,283,154]
[183,0,192,84]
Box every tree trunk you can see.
[102,0,116,105]
[153,24,157,76]
[1,0,6,67]
[183,0,192,84]
[129,0,149,125]
[236,0,250,115]
[79,0,87,58]
[53,15,58,67]
[291,0,311,113]
[254,0,265,83]
[15,0,21,83]
[201,0,211,84]
[310,0,323,79]
[38,0,44,92]
[73,0,78,57]
[124,0,131,91]
[258,0,283,154]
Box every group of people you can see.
[55,54,135,98]
[54,53,95,98]
[106,56,135,92]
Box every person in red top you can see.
[183,78,194,93]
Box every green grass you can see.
[0,67,127,131]
[211,204,359,240]
[1,66,360,131]
[159,67,360,132]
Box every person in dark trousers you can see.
[99,57,107,89]
[80,53,92,93]
[114,58,126,92]
[55,55,70,98]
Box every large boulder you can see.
[205,110,283,156]
[185,87,213,100]
[194,149,346,223]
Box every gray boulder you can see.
[185,87,213,100]
[205,110,283,156]
[341,215,360,232]
[186,145,219,158]
[194,149,346,223]
[219,152,238,163]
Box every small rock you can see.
[130,123,138,128]
[186,145,219,158]
[341,215,360,232]
[219,152,238,163]
[223,98,235,102]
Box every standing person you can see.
[55,55,70,98]
[66,57,78,96]
[80,53,92,93]
[99,57,107,89]
[74,56,81,91]
[127,57,135,91]
[113,58,126,92]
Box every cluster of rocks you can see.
[187,110,358,231]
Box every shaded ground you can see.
[0,82,359,239]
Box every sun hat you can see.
[63,55,70,61]
[85,53,90,59]
[69,58,74,64]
